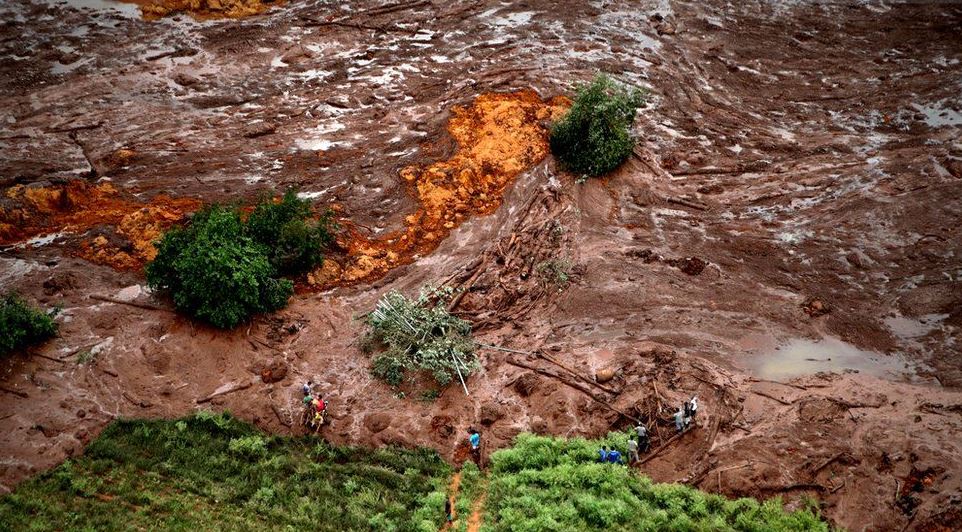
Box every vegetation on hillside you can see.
[0,293,57,356]
[246,189,336,275]
[0,412,450,531]
[146,190,334,329]
[471,432,828,531]
[550,73,645,177]
[0,417,829,532]
[362,286,479,388]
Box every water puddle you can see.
[884,314,949,340]
[743,335,917,381]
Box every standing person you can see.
[444,497,453,523]
[636,423,650,453]
[690,396,699,425]
[627,438,639,464]
[674,406,686,433]
[606,447,623,465]
[469,429,481,466]
[302,381,313,396]
[598,445,608,463]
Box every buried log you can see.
[749,389,795,405]
[478,344,616,395]
[89,295,173,313]
[0,386,29,398]
[196,381,253,404]
[504,357,639,423]
[637,430,687,466]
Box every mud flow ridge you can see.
[316,90,567,288]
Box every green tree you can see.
[245,189,335,275]
[550,73,645,177]
[146,205,292,329]
[0,293,57,356]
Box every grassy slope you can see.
[478,432,829,531]
[0,412,449,531]
[0,416,828,532]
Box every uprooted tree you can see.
[550,73,646,177]
[362,287,479,390]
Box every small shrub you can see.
[228,436,268,458]
[245,189,335,275]
[536,258,573,288]
[0,293,58,356]
[146,205,293,329]
[550,73,645,177]
[363,287,479,388]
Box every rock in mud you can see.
[513,373,541,397]
[595,367,617,383]
[251,358,288,384]
[363,412,391,434]
[802,298,830,317]
[479,402,504,426]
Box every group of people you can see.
[674,396,698,433]
[598,421,651,465]
[301,382,327,433]
[597,396,700,466]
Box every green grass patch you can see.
[0,412,449,532]
[480,432,828,531]
[0,419,829,532]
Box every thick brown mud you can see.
[1,1,961,530]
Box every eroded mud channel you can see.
[1,1,961,530]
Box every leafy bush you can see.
[0,293,57,356]
[550,73,645,177]
[482,433,828,531]
[363,287,479,388]
[146,205,293,329]
[0,413,450,531]
[245,189,335,275]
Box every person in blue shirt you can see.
[607,448,623,465]
[468,429,481,465]
[598,446,608,463]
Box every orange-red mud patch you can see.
[309,90,568,288]
[129,0,282,20]
[0,181,200,270]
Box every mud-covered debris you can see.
[252,358,289,384]
[513,373,541,397]
[139,0,279,20]
[802,298,830,317]
[669,256,708,276]
[313,90,568,287]
[364,412,391,434]
[479,402,504,425]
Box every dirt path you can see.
[466,484,487,532]
[440,471,461,531]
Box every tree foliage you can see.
[550,73,645,177]
[146,205,293,329]
[363,287,479,388]
[0,293,57,356]
[246,189,335,275]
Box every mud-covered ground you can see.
[1,0,961,529]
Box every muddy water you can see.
[744,335,917,381]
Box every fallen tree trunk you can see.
[196,381,253,404]
[504,358,639,423]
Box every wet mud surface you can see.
[1,0,961,529]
